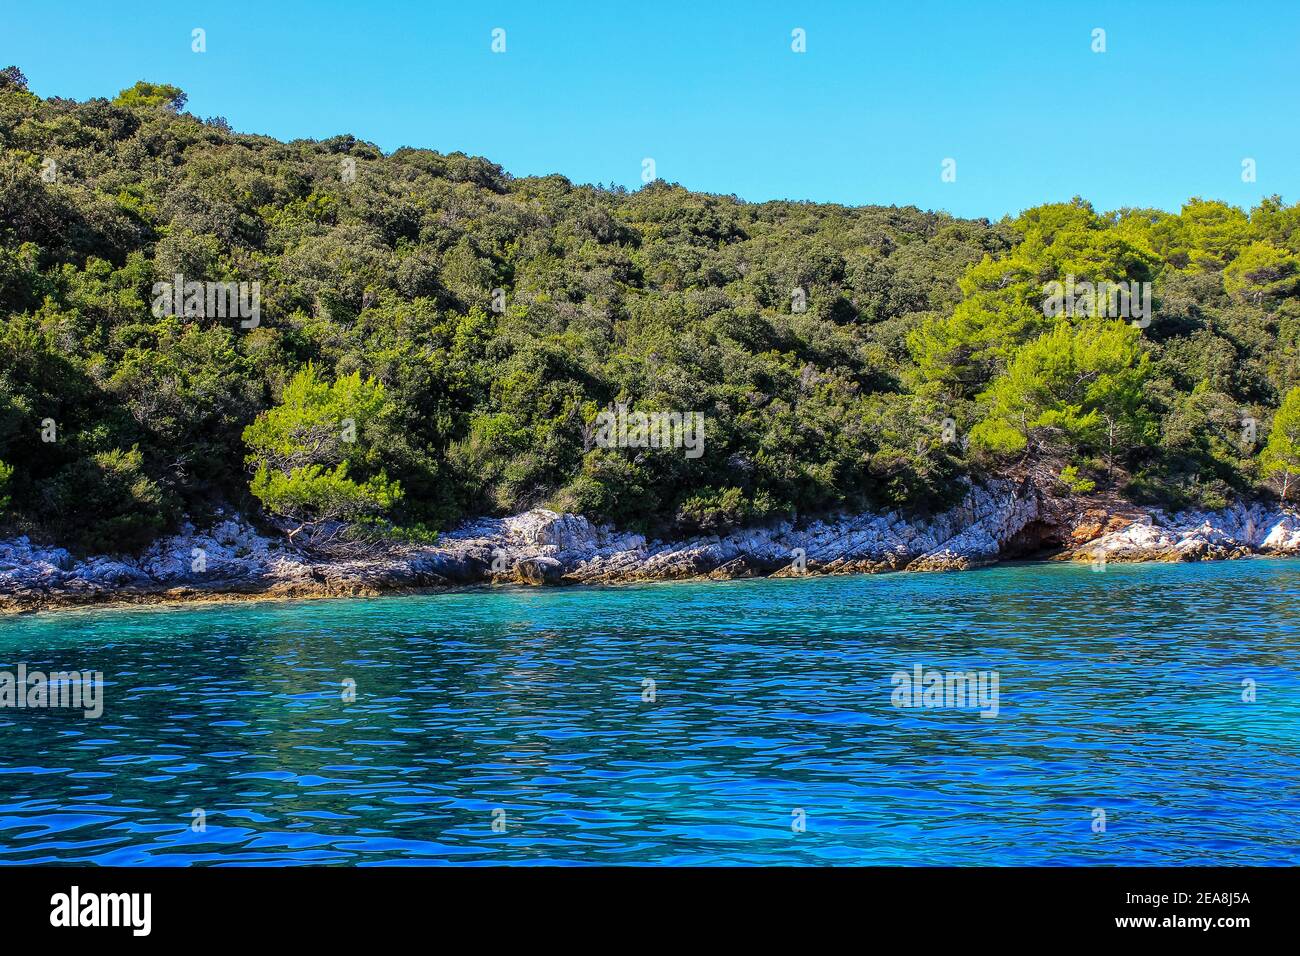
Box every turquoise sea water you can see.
[0,559,1297,866]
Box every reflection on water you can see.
[0,558,1297,865]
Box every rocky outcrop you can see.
[512,555,565,586]
[560,478,1042,582]
[1067,501,1300,564]
[3,484,1299,613]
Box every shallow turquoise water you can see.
[0,559,1297,865]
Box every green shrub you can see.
[249,462,400,524]
[0,459,12,513]
[1058,465,1096,494]
[44,447,169,553]
[244,365,405,524]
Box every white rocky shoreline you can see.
[3,478,1300,613]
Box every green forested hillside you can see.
[3,67,1300,552]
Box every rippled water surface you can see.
[1,559,1298,865]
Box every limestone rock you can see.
[6,485,1300,613]
[514,555,564,585]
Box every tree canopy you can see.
[3,71,1300,551]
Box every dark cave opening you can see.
[1000,519,1068,561]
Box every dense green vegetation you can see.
[3,67,1300,552]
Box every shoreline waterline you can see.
[2,548,1292,619]
[6,488,1300,616]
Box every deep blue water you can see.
[0,559,1297,865]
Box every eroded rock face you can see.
[4,486,1299,612]
[514,555,564,586]
[1068,502,1300,564]
[708,556,772,580]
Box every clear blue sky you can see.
[3,0,1297,220]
